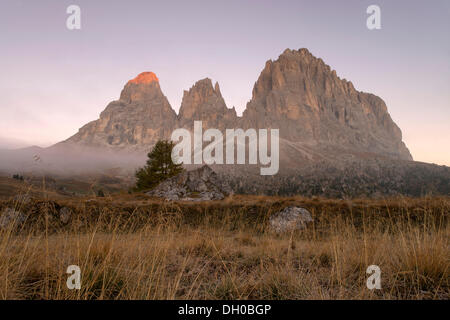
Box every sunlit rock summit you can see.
[62,72,176,150]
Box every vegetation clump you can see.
[134,140,184,191]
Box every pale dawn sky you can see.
[0,0,449,165]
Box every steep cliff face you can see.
[59,48,411,162]
[64,72,177,150]
[177,78,237,131]
[242,48,412,160]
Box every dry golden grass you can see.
[0,194,448,300]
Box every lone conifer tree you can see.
[134,140,184,191]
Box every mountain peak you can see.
[280,48,312,58]
[127,72,159,85]
[120,72,164,103]
[182,78,222,100]
[177,78,237,130]
[192,78,214,90]
[243,48,412,160]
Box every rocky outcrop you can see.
[242,48,412,161]
[59,207,72,224]
[269,206,313,233]
[177,78,238,131]
[0,208,26,230]
[13,194,32,205]
[61,72,177,151]
[147,165,233,201]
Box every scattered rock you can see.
[269,207,313,233]
[147,165,232,201]
[0,208,26,230]
[59,207,72,224]
[13,194,32,205]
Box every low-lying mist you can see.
[0,144,147,177]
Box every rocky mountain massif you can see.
[1,48,448,197]
[147,165,233,201]
[241,49,412,162]
[58,48,411,163]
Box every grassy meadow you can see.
[0,183,448,300]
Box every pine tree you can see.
[134,140,184,191]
